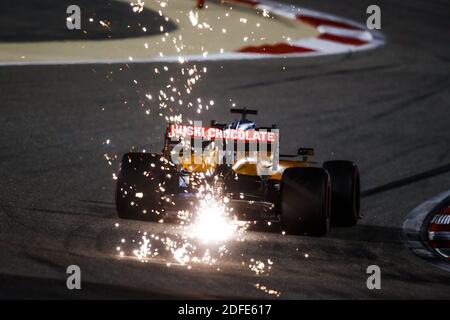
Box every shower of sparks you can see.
[99,20,111,29]
[189,194,239,243]
[189,11,199,27]
[124,175,249,267]
[102,0,288,297]
[254,283,281,297]
[130,0,145,13]
[247,258,273,275]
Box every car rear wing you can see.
[164,123,279,156]
[230,108,257,120]
[167,123,278,143]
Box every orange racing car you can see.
[115,108,360,236]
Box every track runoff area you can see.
[0,0,383,66]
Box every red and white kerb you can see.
[428,206,450,260]
[231,0,382,57]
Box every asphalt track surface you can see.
[1,0,450,298]
[0,0,177,41]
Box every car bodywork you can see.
[159,109,317,221]
[116,108,360,236]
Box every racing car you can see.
[115,108,360,236]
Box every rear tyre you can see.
[323,160,360,227]
[280,167,331,236]
[115,153,177,221]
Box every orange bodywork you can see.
[178,150,315,180]
[232,158,313,180]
